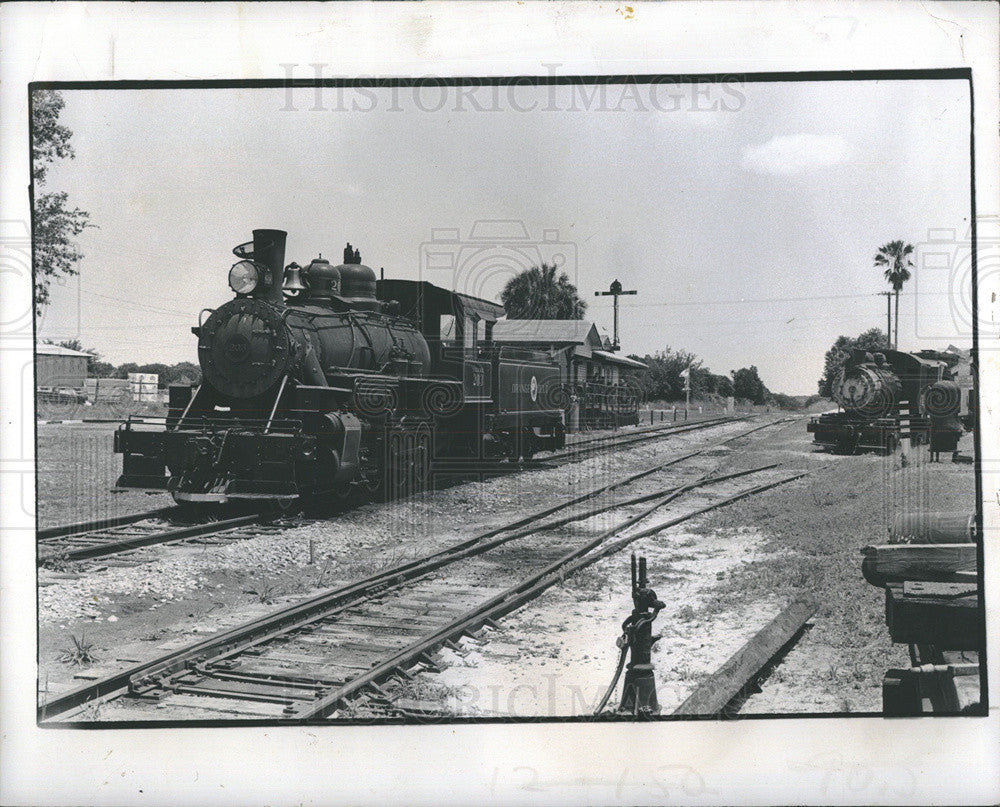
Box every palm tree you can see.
[873,240,914,349]
[500,263,587,319]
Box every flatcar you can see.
[807,348,964,453]
[115,229,566,505]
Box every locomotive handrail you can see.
[161,415,304,433]
[232,240,255,259]
[264,375,289,434]
[175,383,202,429]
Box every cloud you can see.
[741,133,852,175]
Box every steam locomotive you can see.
[115,229,566,505]
[807,348,965,453]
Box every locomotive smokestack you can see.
[252,229,287,304]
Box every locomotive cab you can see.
[378,279,565,460]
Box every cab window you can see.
[440,314,456,346]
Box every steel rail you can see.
[41,466,796,721]
[545,415,749,462]
[37,451,708,719]
[38,419,794,720]
[543,412,799,464]
[38,463,731,720]
[562,414,739,450]
[295,471,809,718]
[36,514,262,565]
[168,463,782,708]
[37,507,179,541]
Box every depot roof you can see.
[36,343,91,357]
[592,350,648,369]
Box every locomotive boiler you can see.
[115,229,566,505]
[807,348,963,453]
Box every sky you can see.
[36,78,972,395]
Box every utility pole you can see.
[595,279,637,352]
[879,291,893,349]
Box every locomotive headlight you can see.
[228,260,260,295]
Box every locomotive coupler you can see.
[618,553,666,716]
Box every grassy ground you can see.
[36,423,170,528]
[37,400,166,421]
[690,425,977,701]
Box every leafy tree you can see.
[113,362,140,379]
[691,368,738,400]
[501,263,586,319]
[32,90,91,316]
[630,348,750,404]
[51,337,83,351]
[136,364,171,386]
[163,361,202,386]
[89,361,116,378]
[629,348,700,402]
[731,366,768,405]
[874,240,913,349]
[713,374,734,398]
[107,359,202,385]
[816,327,889,398]
[770,392,803,410]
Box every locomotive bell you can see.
[282,262,308,300]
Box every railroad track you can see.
[35,414,769,567]
[544,413,747,462]
[39,419,804,723]
[425,414,748,475]
[36,511,275,567]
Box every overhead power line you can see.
[589,290,952,309]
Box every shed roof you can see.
[592,350,648,369]
[36,343,91,358]
[492,320,602,347]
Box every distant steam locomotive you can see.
[807,348,966,453]
[115,229,566,505]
